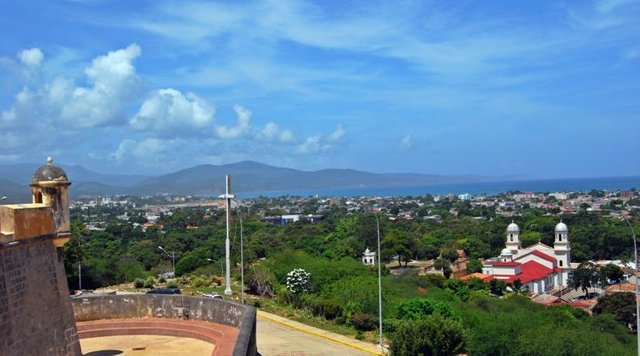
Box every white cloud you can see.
[131,88,214,135]
[399,134,412,151]
[296,124,347,154]
[326,124,346,143]
[622,47,640,61]
[60,44,143,127]
[1,44,143,130]
[215,105,251,139]
[18,48,44,68]
[112,138,174,165]
[296,135,323,154]
[255,121,295,143]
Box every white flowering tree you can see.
[285,268,311,296]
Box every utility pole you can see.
[623,216,640,356]
[240,213,245,304]
[222,175,235,296]
[376,215,384,354]
[78,233,82,291]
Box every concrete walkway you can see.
[257,310,385,356]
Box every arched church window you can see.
[510,234,513,241]
[559,260,563,267]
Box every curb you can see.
[257,311,383,355]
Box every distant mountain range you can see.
[0,160,498,201]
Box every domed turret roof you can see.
[555,221,568,233]
[507,222,520,233]
[32,157,69,183]
[500,248,513,256]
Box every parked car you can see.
[146,288,181,295]
[585,291,601,299]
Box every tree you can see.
[466,258,483,274]
[382,230,417,267]
[389,315,465,356]
[285,268,311,296]
[519,231,541,248]
[397,298,455,320]
[600,263,624,285]
[510,278,524,295]
[569,262,601,295]
[247,264,276,297]
[593,292,636,332]
[489,278,507,296]
[434,258,452,279]
[440,247,459,263]
[175,254,199,276]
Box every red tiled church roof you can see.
[528,250,557,263]
[485,261,555,285]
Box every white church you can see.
[481,221,572,294]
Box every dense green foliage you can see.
[390,315,465,356]
[593,292,637,332]
[63,199,640,354]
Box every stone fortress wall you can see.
[0,158,81,356]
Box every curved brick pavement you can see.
[77,318,239,356]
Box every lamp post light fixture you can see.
[589,209,638,355]
[621,215,640,356]
[158,246,175,278]
[375,214,384,354]
[219,175,235,296]
[240,213,245,304]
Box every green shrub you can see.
[351,312,377,331]
[166,281,179,288]
[389,315,465,356]
[133,278,144,288]
[355,331,365,340]
[143,277,155,289]
[320,298,343,320]
[422,274,446,288]
[190,275,210,288]
[253,300,262,308]
[397,298,455,320]
[158,276,166,284]
[383,319,400,334]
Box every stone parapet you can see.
[0,204,54,243]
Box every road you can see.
[257,311,381,356]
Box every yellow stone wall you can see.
[0,204,55,242]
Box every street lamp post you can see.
[220,175,235,296]
[622,216,640,356]
[375,215,384,353]
[158,246,175,278]
[596,210,640,355]
[78,236,82,291]
[240,213,245,304]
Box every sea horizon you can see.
[237,175,640,199]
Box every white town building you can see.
[362,248,376,266]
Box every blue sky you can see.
[0,0,638,178]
